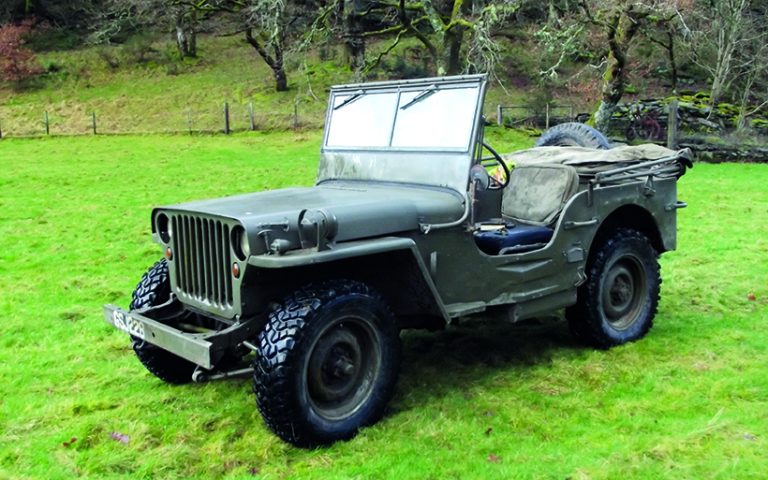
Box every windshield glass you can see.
[325,84,481,151]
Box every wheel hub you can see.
[306,318,380,420]
[601,257,646,330]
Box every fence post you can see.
[248,102,256,131]
[293,103,299,130]
[0,118,3,139]
[223,102,230,134]
[44,111,50,135]
[496,104,502,126]
[92,112,97,135]
[545,103,550,129]
[667,99,679,149]
[187,109,193,135]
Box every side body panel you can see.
[404,175,680,319]
[244,174,679,322]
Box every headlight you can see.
[156,213,171,243]
[231,225,250,261]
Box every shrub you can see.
[0,21,44,83]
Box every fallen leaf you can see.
[487,454,501,463]
[110,432,130,444]
[62,437,77,448]
[747,293,757,301]
[484,427,493,436]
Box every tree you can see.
[576,1,653,132]
[305,0,367,72]
[0,21,43,84]
[0,1,102,29]
[361,0,520,76]
[95,0,199,58]
[242,0,290,91]
[690,0,768,128]
[644,13,689,93]
[171,4,199,58]
[184,0,318,92]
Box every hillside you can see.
[0,35,552,137]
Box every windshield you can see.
[325,84,481,151]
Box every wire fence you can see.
[496,104,577,129]
[0,101,326,138]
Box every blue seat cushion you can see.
[474,224,554,255]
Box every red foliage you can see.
[0,20,44,83]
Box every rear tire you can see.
[253,280,401,447]
[129,259,196,384]
[567,229,660,348]
[535,122,611,149]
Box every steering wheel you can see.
[479,141,510,189]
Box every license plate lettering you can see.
[112,310,145,339]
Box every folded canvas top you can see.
[504,144,692,175]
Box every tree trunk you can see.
[443,26,464,76]
[343,0,366,71]
[594,48,626,132]
[273,48,288,92]
[666,30,677,93]
[593,12,642,133]
[188,28,197,57]
[245,29,288,92]
[174,10,197,59]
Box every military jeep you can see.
[104,74,691,447]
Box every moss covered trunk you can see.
[594,49,627,133]
[593,9,644,134]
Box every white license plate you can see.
[112,310,145,339]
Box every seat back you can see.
[501,164,578,226]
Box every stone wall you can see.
[606,93,768,163]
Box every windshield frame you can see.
[317,74,488,195]
[321,75,486,154]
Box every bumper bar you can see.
[103,304,214,369]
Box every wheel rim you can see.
[601,255,647,330]
[305,316,381,421]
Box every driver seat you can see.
[474,164,579,255]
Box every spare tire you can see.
[535,122,611,149]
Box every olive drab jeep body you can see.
[103,74,691,447]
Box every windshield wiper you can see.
[334,90,365,110]
[400,85,438,110]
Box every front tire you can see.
[567,229,660,348]
[129,259,196,384]
[253,280,401,447]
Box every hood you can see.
[155,181,465,254]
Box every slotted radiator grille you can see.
[171,214,233,309]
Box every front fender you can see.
[246,237,449,321]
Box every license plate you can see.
[112,310,145,339]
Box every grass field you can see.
[1,131,767,479]
[0,36,535,138]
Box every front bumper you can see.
[103,304,215,369]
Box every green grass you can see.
[0,36,351,136]
[0,36,538,138]
[1,132,767,479]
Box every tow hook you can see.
[192,366,255,383]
